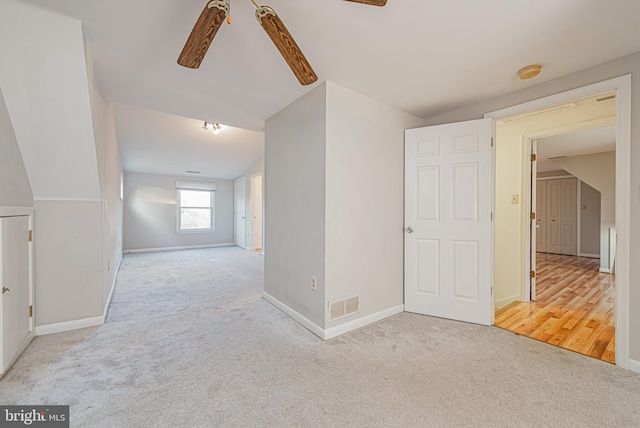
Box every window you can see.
[176,181,216,232]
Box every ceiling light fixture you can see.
[517,64,542,80]
[202,121,223,135]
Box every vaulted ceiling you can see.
[21,0,640,178]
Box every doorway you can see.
[250,173,263,253]
[485,77,629,367]
[234,177,247,249]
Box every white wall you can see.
[264,84,327,328]
[0,1,123,329]
[0,86,32,209]
[265,82,424,336]
[554,151,615,269]
[324,82,424,330]
[86,43,124,311]
[123,172,234,252]
[580,181,601,256]
[0,0,100,201]
[421,51,640,362]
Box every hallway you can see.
[495,253,615,363]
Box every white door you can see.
[250,174,263,252]
[536,180,547,252]
[546,179,563,254]
[234,178,247,248]
[561,178,578,256]
[405,118,493,326]
[1,216,31,372]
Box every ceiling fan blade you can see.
[255,6,318,86]
[343,0,387,6]
[178,1,230,69]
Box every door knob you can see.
[2,287,9,294]
[406,227,414,234]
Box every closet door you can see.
[546,180,563,254]
[536,180,547,252]
[1,216,31,373]
[561,178,578,256]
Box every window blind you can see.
[176,180,217,191]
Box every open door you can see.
[404,118,493,325]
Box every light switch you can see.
[511,194,519,204]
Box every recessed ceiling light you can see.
[518,64,542,80]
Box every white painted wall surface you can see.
[0,0,100,200]
[0,86,32,209]
[264,84,327,328]
[324,82,424,329]
[123,172,234,251]
[86,43,124,312]
[34,201,103,326]
[421,51,640,362]
[554,151,615,269]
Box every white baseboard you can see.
[579,253,600,258]
[599,268,611,274]
[263,293,404,341]
[123,243,234,254]
[495,295,520,310]
[629,359,640,374]
[324,304,404,340]
[103,254,123,320]
[35,316,104,336]
[262,292,325,339]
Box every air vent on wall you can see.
[328,295,360,322]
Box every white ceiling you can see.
[115,104,264,179]
[537,125,616,172]
[20,0,640,177]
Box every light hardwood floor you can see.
[494,253,615,363]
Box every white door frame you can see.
[484,75,631,369]
[233,177,247,249]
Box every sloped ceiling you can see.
[16,0,640,178]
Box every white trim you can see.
[599,268,611,274]
[629,359,640,375]
[485,75,631,370]
[536,175,572,181]
[579,253,600,258]
[103,254,123,320]
[33,197,101,202]
[35,316,104,336]
[123,243,234,254]
[495,295,521,311]
[262,292,325,339]
[0,206,33,217]
[324,304,404,340]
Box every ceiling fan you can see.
[177,0,387,86]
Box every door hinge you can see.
[530,270,536,279]
[29,305,33,317]
[531,153,537,161]
[530,212,536,220]
[28,230,33,242]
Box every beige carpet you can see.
[1,247,639,427]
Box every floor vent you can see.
[328,295,360,322]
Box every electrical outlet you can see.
[311,276,317,291]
